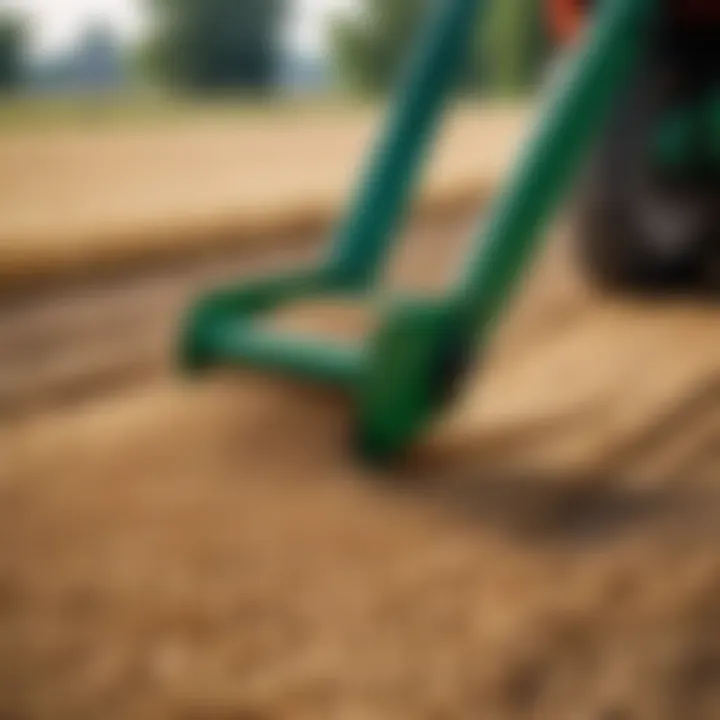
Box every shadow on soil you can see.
[384,465,720,549]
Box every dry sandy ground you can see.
[2,208,720,719]
[0,104,528,287]
[1,107,719,719]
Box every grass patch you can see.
[0,92,377,132]
[0,92,511,133]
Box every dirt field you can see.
[0,103,527,288]
[1,109,720,719]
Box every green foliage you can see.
[484,0,551,95]
[145,0,287,93]
[0,16,26,92]
[330,0,428,94]
[330,0,550,96]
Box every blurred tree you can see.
[330,0,432,94]
[28,21,125,94]
[0,16,26,92]
[485,0,551,95]
[145,0,287,92]
[330,0,550,95]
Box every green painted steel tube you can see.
[326,0,487,287]
[206,326,365,388]
[456,0,652,332]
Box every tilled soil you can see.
[1,208,720,718]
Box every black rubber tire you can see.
[574,56,717,294]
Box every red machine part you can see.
[548,0,720,44]
[547,0,587,44]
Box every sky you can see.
[0,0,357,57]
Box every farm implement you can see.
[181,0,720,462]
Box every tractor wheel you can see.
[573,58,718,294]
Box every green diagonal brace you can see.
[325,0,488,288]
[356,0,655,461]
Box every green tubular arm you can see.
[356,0,654,462]
[201,324,365,388]
[325,0,489,288]
[178,0,664,465]
[357,296,458,460]
[180,266,329,371]
[453,0,653,338]
[179,0,488,377]
[180,0,490,383]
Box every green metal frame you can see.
[181,0,653,462]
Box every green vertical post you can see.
[326,0,487,288]
[456,0,652,334]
